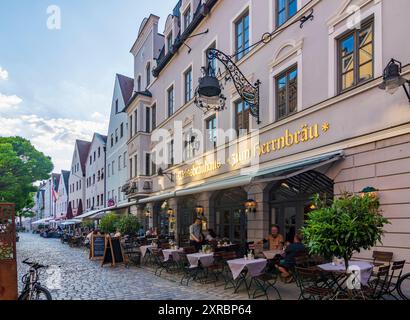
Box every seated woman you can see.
[276,233,306,282]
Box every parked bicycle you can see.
[397,272,410,300]
[18,258,52,300]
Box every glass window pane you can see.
[278,11,286,26]
[278,75,286,89]
[342,71,355,90]
[342,54,354,73]
[359,43,373,65]
[289,0,297,17]
[359,24,373,47]
[341,35,354,56]
[359,61,373,82]
[278,0,286,11]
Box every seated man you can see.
[276,233,306,282]
[258,225,284,251]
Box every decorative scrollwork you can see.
[300,9,314,28]
[207,48,261,124]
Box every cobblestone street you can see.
[16,233,297,300]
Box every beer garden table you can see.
[163,248,184,261]
[186,253,214,268]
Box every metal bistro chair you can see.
[204,251,225,285]
[372,251,393,267]
[383,260,406,300]
[248,266,282,300]
[151,248,174,277]
[362,265,390,300]
[177,252,201,286]
[294,267,335,300]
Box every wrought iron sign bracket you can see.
[208,48,261,124]
[300,9,314,28]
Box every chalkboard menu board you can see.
[101,236,125,267]
[90,235,105,260]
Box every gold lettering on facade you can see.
[176,161,222,180]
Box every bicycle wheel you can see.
[397,273,410,300]
[18,286,52,300]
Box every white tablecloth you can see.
[187,253,214,268]
[140,245,154,257]
[262,250,283,260]
[318,261,373,285]
[227,258,267,280]
[162,249,184,261]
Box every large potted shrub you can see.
[99,213,119,234]
[302,193,389,269]
[116,214,140,236]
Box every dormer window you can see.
[167,32,173,54]
[183,6,191,31]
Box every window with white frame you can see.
[183,6,191,31]
[206,115,217,150]
[184,67,193,103]
[235,10,249,61]
[276,65,298,120]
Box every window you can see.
[184,67,193,103]
[184,129,196,161]
[137,76,141,92]
[235,11,249,61]
[134,154,138,177]
[115,99,119,113]
[134,110,138,134]
[183,6,191,31]
[235,100,250,136]
[146,62,151,87]
[93,151,96,162]
[97,195,100,207]
[120,123,124,138]
[167,86,174,117]
[338,19,374,93]
[168,140,174,168]
[89,156,92,165]
[98,147,100,158]
[145,153,151,176]
[151,104,156,130]
[115,129,118,143]
[118,156,122,171]
[206,115,217,149]
[97,170,101,181]
[145,107,151,133]
[276,65,298,119]
[167,32,173,53]
[206,42,217,75]
[277,0,297,27]
[151,152,157,177]
[110,134,114,147]
[123,152,127,167]
[93,174,95,185]
[129,158,133,178]
[129,115,133,137]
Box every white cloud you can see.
[0,67,8,80]
[0,93,22,111]
[0,114,108,172]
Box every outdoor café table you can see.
[318,261,373,286]
[262,250,283,260]
[186,253,214,268]
[162,248,184,262]
[140,245,155,258]
[227,258,267,295]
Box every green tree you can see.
[0,136,53,217]
[116,214,140,236]
[302,193,389,269]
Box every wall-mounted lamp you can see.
[144,210,151,218]
[360,187,379,198]
[194,205,204,216]
[379,58,410,103]
[244,199,257,214]
[158,168,174,182]
[167,208,175,216]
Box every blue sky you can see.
[0,0,175,172]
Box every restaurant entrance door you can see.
[213,188,247,244]
[269,171,333,243]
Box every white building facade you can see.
[55,170,70,220]
[106,74,133,209]
[68,140,90,217]
[85,133,107,212]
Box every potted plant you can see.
[302,193,389,269]
[116,214,140,237]
[99,213,120,234]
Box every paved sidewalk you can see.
[17,233,298,300]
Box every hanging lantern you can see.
[360,187,379,198]
[244,199,257,214]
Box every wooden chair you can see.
[385,260,406,299]
[372,251,393,266]
[177,252,200,286]
[294,267,335,300]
